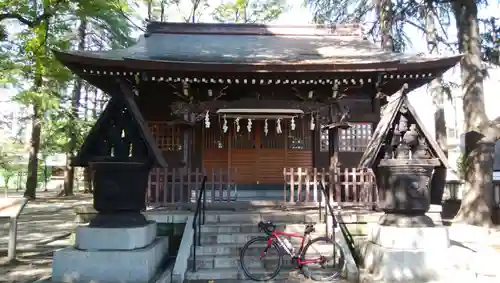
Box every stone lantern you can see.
[358,85,452,282]
[52,80,169,283]
[72,81,167,228]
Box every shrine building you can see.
[53,22,461,203]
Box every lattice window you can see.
[231,119,255,149]
[261,120,286,148]
[203,124,228,149]
[320,122,373,152]
[287,118,312,150]
[147,122,183,151]
[339,123,373,152]
[320,130,329,152]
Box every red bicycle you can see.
[239,221,345,281]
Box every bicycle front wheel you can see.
[240,236,283,281]
[300,236,345,281]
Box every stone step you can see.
[189,254,295,270]
[185,267,344,282]
[195,235,339,258]
[199,232,329,245]
[189,253,332,270]
[204,211,322,224]
[200,222,329,234]
[185,279,350,283]
[195,243,261,257]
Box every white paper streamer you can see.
[222,114,228,133]
[310,115,315,130]
[247,118,252,132]
[235,117,240,132]
[276,118,282,134]
[290,117,296,131]
[204,110,210,128]
[264,119,269,136]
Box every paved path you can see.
[0,193,92,283]
[2,193,500,283]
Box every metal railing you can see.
[318,181,364,266]
[191,175,207,272]
[318,181,338,238]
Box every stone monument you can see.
[358,85,451,282]
[52,80,169,283]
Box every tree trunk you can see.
[24,79,42,200]
[452,0,494,226]
[425,0,447,204]
[147,0,153,21]
[378,0,393,51]
[63,18,87,196]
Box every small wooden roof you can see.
[358,89,450,169]
[74,80,167,167]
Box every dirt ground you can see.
[0,192,92,283]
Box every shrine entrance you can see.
[202,115,313,187]
[230,120,286,185]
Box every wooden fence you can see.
[283,167,377,204]
[147,168,236,206]
[146,167,500,208]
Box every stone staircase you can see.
[184,207,356,283]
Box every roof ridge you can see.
[145,22,364,37]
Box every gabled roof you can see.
[358,87,449,169]
[54,22,461,74]
[74,80,167,167]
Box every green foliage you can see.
[0,141,24,188]
[456,152,468,180]
[212,0,288,24]
[0,0,136,195]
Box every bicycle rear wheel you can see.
[240,236,283,281]
[300,236,345,281]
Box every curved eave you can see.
[53,49,462,74]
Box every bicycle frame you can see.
[263,229,324,265]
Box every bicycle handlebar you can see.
[258,221,276,235]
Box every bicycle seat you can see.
[304,224,315,234]
[258,221,276,235]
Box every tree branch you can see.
[0,0,64,28]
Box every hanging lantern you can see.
[235,117,241,132]
[290,117,296,131]
[276,118,282,134]
[222,114,228,133]
[264,119,269,136]
[204,110,210,128]
[310,115,315,130]
[247,118,252,132]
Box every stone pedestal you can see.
[52,222,168,283]
[361,223,450,282]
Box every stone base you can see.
[75,221,157,250]
[52,237,169,283]
[361,224,450,282]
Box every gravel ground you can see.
[0,193,92,283]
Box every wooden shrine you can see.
[54,22,461,194]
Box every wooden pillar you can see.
[312,114,321,168]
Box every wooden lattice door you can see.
[230,121,259,184]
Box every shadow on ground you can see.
[0,193,92,283]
